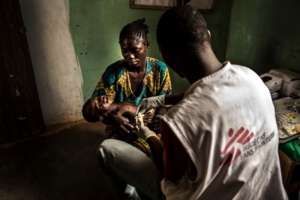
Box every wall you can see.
[18,0,300,125]
[203,0,232,64]
[69,0,167,100]
[19,0,84,126]
[19,0,232,126]
[227,0,300,75]
[70,0,232,101]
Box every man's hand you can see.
[136,95,165,115]
[136,114,157,140]
[143,112,154,125]
[148,114,163,133]
[109,114,134,135]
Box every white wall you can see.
[19,0,84,126]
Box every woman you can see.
[91,18,172,157]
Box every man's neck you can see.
[184,46,223,84]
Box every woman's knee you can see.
[97,139,115,169]
[97,139,129,168]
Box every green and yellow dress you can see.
[92,57,172,157]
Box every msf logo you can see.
[219,127,254,166]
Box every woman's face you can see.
[119,37,149,69]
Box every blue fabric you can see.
[92,57,172,105]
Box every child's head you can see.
[82,96,113,123]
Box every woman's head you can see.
[119,18,149,44]
[119,19,150,69]
[82,96,113,123]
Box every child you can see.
[82,95,153,127]
[82,95,159,157]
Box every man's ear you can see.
[207,30,211,39]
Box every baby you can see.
[82,95,153,127]
[82,95,161,157]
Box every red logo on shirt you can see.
[219,127,254,166]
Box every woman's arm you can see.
[107,113,134,134]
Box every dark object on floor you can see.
[288,191,299,200]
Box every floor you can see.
[0,120,114,200]
[0,121,298,200]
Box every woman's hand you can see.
[108,114,135,135]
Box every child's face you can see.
[91,95,113,121]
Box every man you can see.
[98,5,288,200]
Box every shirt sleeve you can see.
[92,78,116,98]
[92,63,119,98]
[161,120,188,183]
[156,62,172,96]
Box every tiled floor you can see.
[0,121,113,200]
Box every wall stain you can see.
[15,88,20,96]
[291,49,300,58]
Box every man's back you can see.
[162,62,288,200]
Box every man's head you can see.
[157,5,210,55]
[119,19,150,69]
[82,96,113,123]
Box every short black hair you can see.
[157,5,210,53]
[82,98,99,123]
[119,18,149,43]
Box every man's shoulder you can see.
[228,62,257,77]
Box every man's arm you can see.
[136,117,189,181]
[160,120,188,182]
[136,92,185,115]
[140,93,185,132]
[145,136,164,172]
[164,92,185,105]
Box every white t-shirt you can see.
[161,62,288,200]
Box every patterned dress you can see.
[92,57,172,157]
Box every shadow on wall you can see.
[19,0,84,126]
[226,0,300,75]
